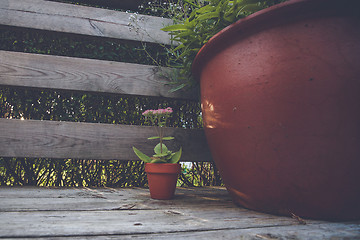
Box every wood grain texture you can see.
[0,118,212,161]
[0,187,359,239]
[0,51,197,100]
[0,187,232,212]
[70,0,145,11]
[0,0,174,44]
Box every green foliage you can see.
[161,0,288,90]
[178,162,223,186]
[133,145,182,163]
[0,158,147,187]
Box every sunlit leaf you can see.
[162,136,174,140]
[162,24,189,32]
[150,158,168,163]
[132,147,152,163]
[169,148,182,163]
[154,143,168,154]
[148,136,160,140]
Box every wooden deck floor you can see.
[0,187,359,239]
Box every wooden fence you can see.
[0,0,212,162]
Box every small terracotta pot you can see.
[145,163,181,200]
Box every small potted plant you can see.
[133,107,182,200]
[161,0,360,220]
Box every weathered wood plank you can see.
[0,118,212,161]
[0,210,311,238]
[68,0,145,11]
[0,187,303,237]
[0,51,197,100]
[77,224,360,239]
[0,187,231,212]
[0,187,359,239]
[0,0,173,45]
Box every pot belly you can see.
[200,14,360,220]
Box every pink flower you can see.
[143,107,173,116]
[142,110,152,115]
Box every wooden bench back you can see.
[0,0,212,162]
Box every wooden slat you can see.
[70,0,145,11]
[0,118,212,162]
[0,0,173,45]
[0,51,197,100]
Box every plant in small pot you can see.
[161,0,360,220]
[133,107,182,200]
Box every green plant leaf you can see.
[183,0,200,8]
[150,158,168,163]
[170,83,186,92]
[240,3,264,13]
[242,0,264,4]
[196,12,219,21]
[195,5,216,14]
[169,148,182,163]
[162,136,174,140]
[153,151,171,158]
[161,24,189,32]
[154,143,168,154]
[166,153,174,160]
[148,136,160,140]
[132,147,152,163]
[172,44,185,52]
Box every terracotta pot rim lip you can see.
[191,0,355,80]
[145,163,181,168]
[145,162,181,174]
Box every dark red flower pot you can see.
[192,0,360,220]
[145,163,181,200]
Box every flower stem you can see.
[160,127,163,153]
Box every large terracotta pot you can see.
[192,0,360,220]
[145,163,181,200]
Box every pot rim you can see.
[191,0,358,80]
[145,162,181,174]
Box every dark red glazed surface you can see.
[193,0,360,220]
